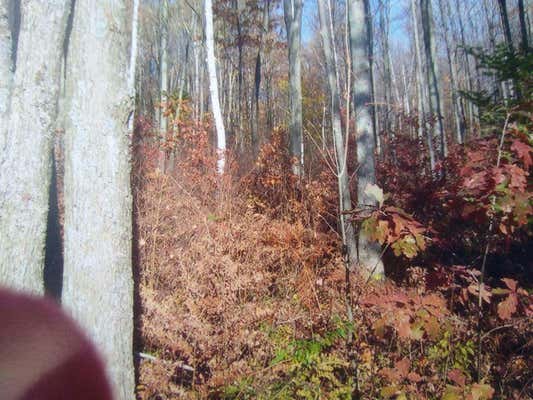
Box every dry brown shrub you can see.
[133,128,345,398]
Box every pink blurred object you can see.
[0,288,113,400]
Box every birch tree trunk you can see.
[349,0,384,277]
[318,0,359,269]
[62,1,135,399]
[0,1,70,294]
[283,0,303,176]
[205,0,226,173]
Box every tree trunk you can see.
[283,0,303,176]
[364,0,380,154]
[438,0,465,144]
[498,0,514,52]
[0,1,70,294]
[380,0,392,134]
[411,0,435,170]
[518,0,530,53]
[420,0,446,164]
[252,0,270,153]
[318,0,359,269]
[205,0,226,173]
[159,0,169,170]
[0,0,12,151]
[128,0,140,133]
[62,1,135,399]
[349,0,384,277]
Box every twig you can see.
[476,112,511,380]
[137,352,195,372]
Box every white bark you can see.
[204,0,226,173]
[0,0,70,294]
[349,0,384,277]
[62,1,135,399]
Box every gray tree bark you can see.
[62,1,135,399]
[283,0,303,176]
[498,0,514,52]
[318,0,359,269]
[0,0,12,152]
[349,0,384,277]
[518,0,530,52]
[252,0,270,153]
[159,0,169,170]
[411,0,435,170]
[438,0,466,144]
[420,0,446,162]
[0,0,70,294]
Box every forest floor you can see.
[132,126,532,400]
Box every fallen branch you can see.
[137,352,195,372]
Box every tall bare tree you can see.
[420,0,446,161]
[62,1,135,398]
[349,0,384,276]
[0,1,70,293]
[318,0,359,268]
[0,0,12,151]
[205,0,226,173]
[283,0,303,176]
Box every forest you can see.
[0,0,531,399]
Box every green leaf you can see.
[364,183,384,207]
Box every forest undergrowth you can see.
[133,110,532,399]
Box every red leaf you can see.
[407,372,422,383]
[448,369,466,388]
[497,293,518,320]
[511,139,532,170]
[501,278,517,292]
[395,358,410,379]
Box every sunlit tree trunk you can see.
[349,0,384,277]
[283,0,303,176]
[411,0,435,171]
[0,0,12,151]
[438,0,465,144]
[318,0,358,268]
[205,0,226,173]
[0,1,70,294]
[128,0,140,136]
[62,1,135,399]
